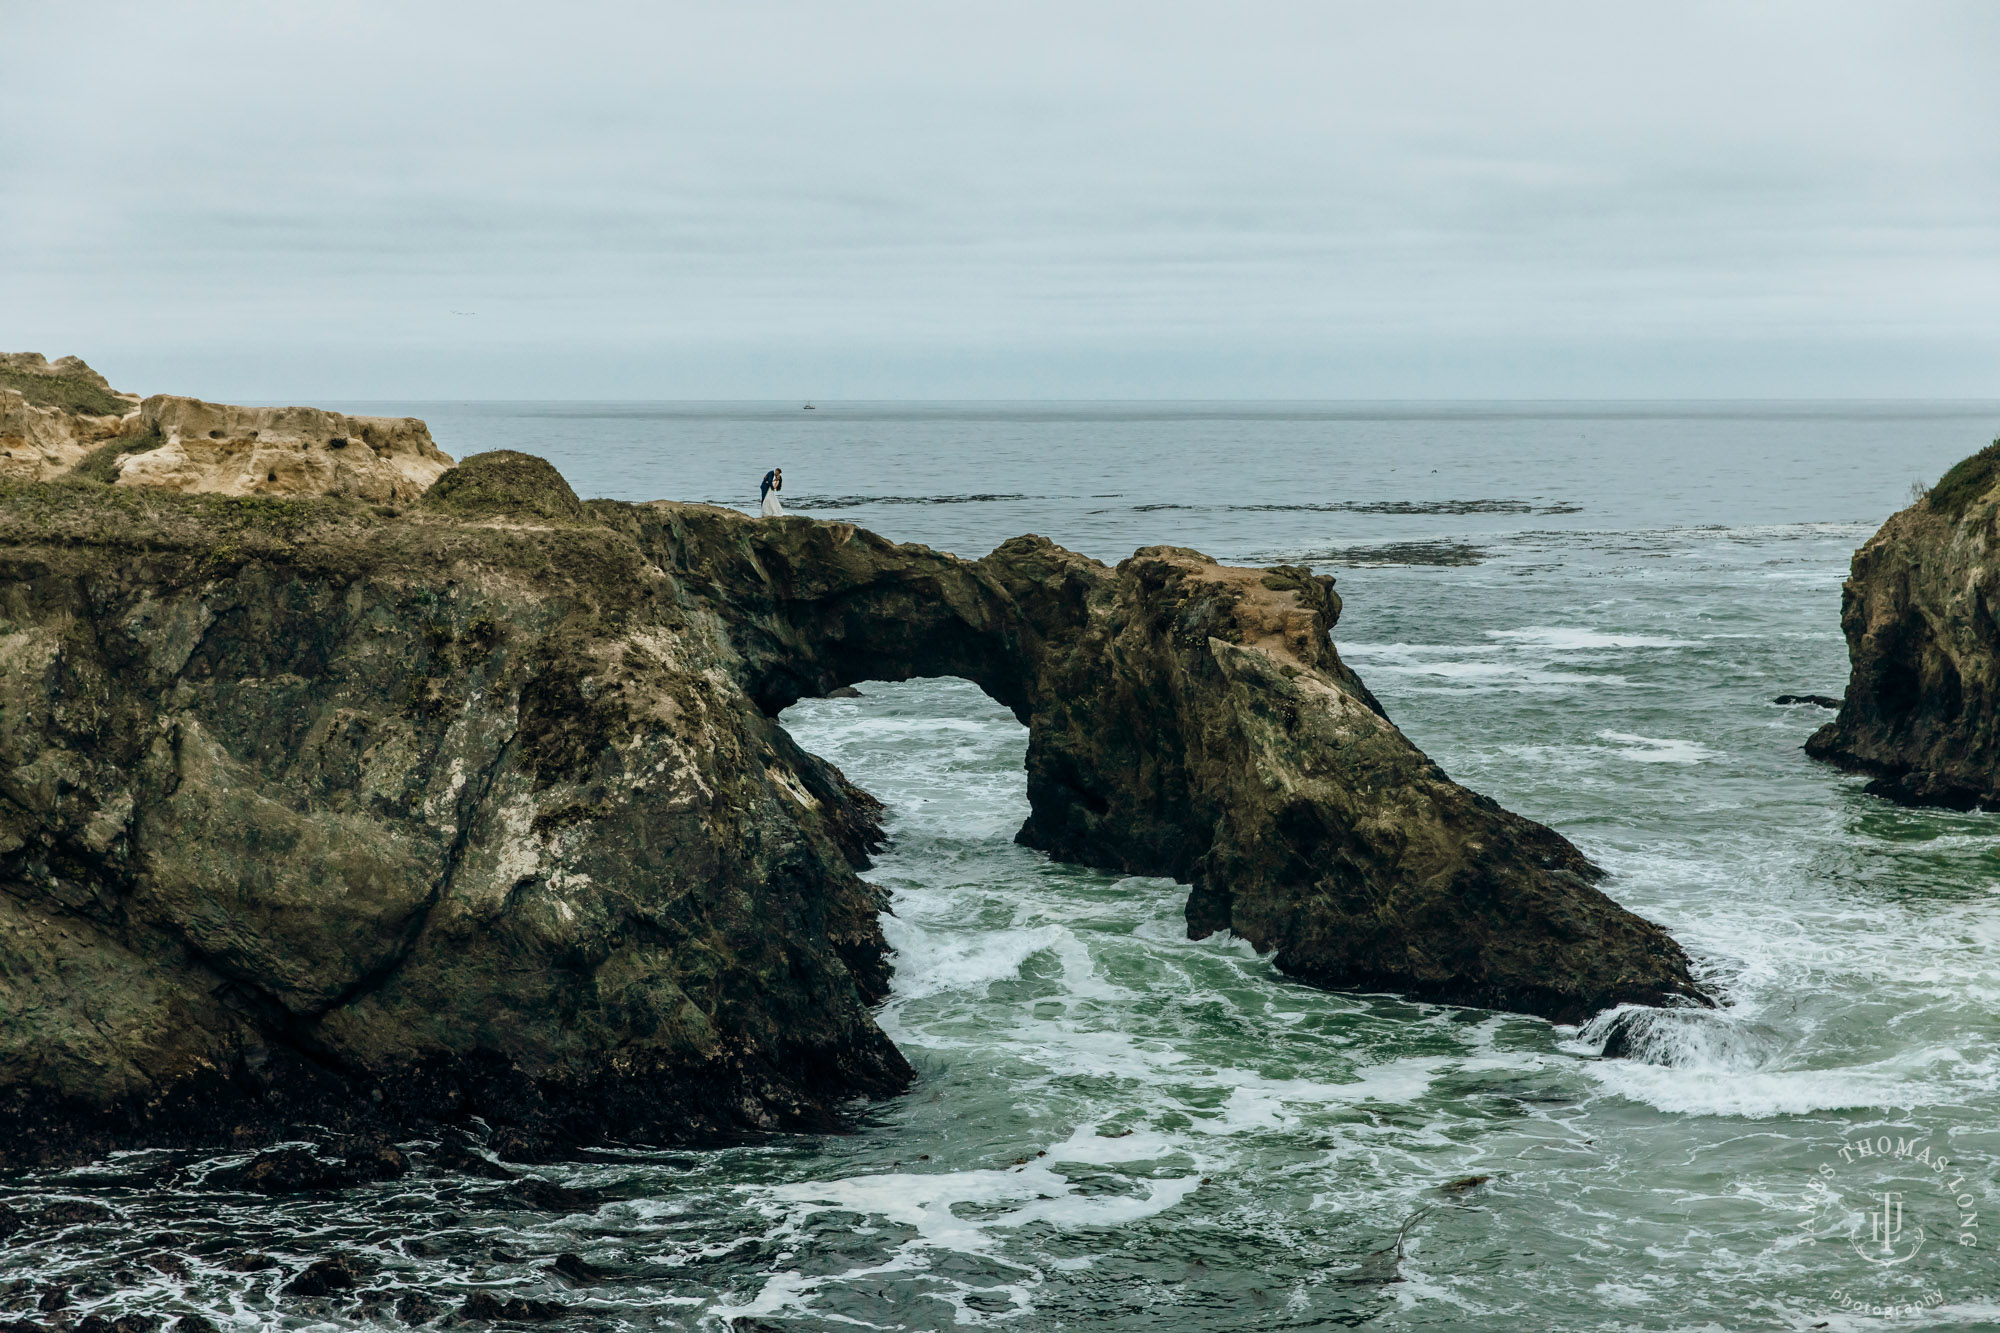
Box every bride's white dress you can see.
[760,486,785,517]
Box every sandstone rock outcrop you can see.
[0,355,139,482]
[1808,439,2000,807]
[111,396,452,502]
[0,449,1701,1165]
[1,354,453,501]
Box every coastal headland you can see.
[0,358,1701,1165]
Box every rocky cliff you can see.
[1808,439,2000,807]
[0,449,1702,1165]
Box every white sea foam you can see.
[1595,730,1720,763]
[1486,626,1695,650]
[880,918,1074,1001]
[1587,1061,1948,1117]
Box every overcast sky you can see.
[6,2,1997,399]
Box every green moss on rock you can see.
[0,363,131,417]
[420,450,589,523]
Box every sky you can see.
[5,1,1998,400]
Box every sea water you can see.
[7,402,2000,1330]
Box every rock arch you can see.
[640,503,1702,1024]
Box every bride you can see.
[759,466,784,516]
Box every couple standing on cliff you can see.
[760,467,784,517]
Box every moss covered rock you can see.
[420,450,586,523]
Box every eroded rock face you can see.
[0,451,1701,1164]
[1808,440,2000,807]
[112,396,453,501]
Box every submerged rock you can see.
[213,1143,408,1193]
[280,1254,368,1297]
[457,1293,565,1322]
[1808,439,2000,808]
[0,448,1698,1163]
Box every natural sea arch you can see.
[648,505,1701,1024]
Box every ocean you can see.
[10,401,2000,1330]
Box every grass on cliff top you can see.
[0,466,641,592]
[0,365,132,417]
[1926,439,2000,520]
[0,477,367,545]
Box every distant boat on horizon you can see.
[802,403,816,410]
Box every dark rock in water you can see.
[431,1137,519,1181]
[547,1252,608,1284]
[1589,1004,1786,1070]
[0,1204,21,1238]
[281,1254,368,1297]
[484,1127,538,1163]
[1289,540,1485,568]
[500,1178,603,1214]
[222,1253,279,1272]
[37,1201,113,1227]
[144,1253,188,1280]
[393,1293,442,1325]
[215,1143,408,1194]
[171,1318,220,1333]
[1598,1014,1643,1060]
[1439,1174,1491,1194]
[826,684,865,698]
[0,1319,51,1333]
[457,1293,565,1322]
[0,448,1700,1164]
[1337,1208,1432,1287]
[1807,441,2000,809]
[1774,694,1842,709]
[34,1289,67,1314]
[72,1317,158,1333]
